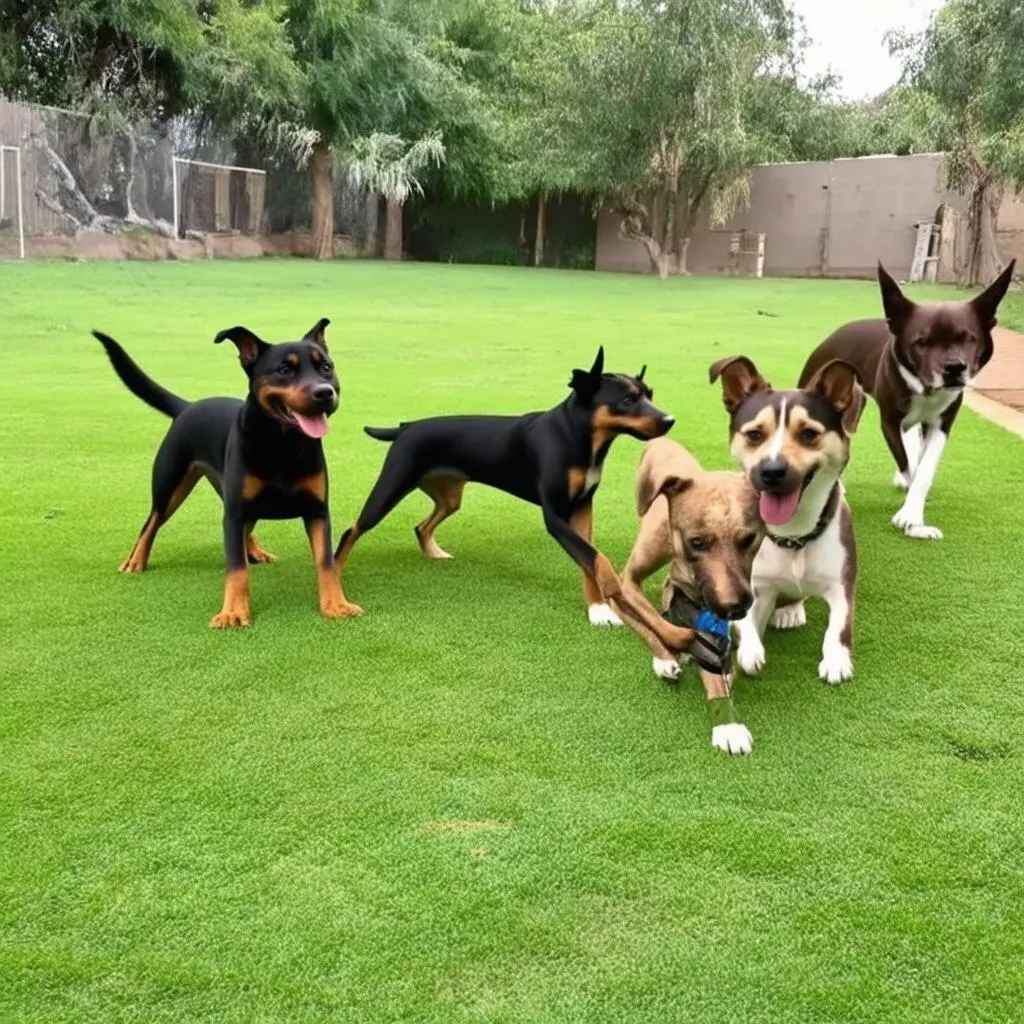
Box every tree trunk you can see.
[364,190,379,256]
[384,195,403,261]
[310,139,334,260]
[967,174,1002,286]
[616,195,669,278]
[533,190,547,266]
[676,236,691,275]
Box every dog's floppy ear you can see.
[213,326,270,369]
[708,355,770,413]
[569,345,605,400]
[303,317,330,350]
[971,258,1015,330]
[636,468,693,518]
[877,262,916,334]
[807,358,865,435]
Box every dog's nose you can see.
[662,415,676,430]
[943,359,968,379]
[312,384,336,406]
[758,458,788,485]
[717,594,753,621]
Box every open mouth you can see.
[757,469,816,526]
[271,399,330,439]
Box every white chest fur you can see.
[901,388,961,430]
[753,512,848,602]
[583,464,602,492]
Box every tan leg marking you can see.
[119,467,202,573]
[245,523,276,565]
[568,504,603,607]
[331,523,364,617]
[415,474,465,560]
[305,519,358,619]
[209,567,251,629]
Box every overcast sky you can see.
[790,0,945,100]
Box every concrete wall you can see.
[596,153,1024,280]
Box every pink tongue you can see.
[759,490,801,526]
[293,413,329,439]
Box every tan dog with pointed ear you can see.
[620,437,764,755]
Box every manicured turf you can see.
[3,260,1024,1023]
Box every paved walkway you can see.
[966,326,1024,437]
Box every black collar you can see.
[766,483,840,551]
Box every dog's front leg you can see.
[891,423,947,540]
[540,499,692,654]
[735,590,775,676]
[568,502,622,627]
[211,506,251,628]
[818,583,854,684]
[698,668,752,755]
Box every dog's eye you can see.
[622,394,638,406]
[799,427,821,445]
[277,362,295,376]
[744,428,765,445]
[321,360,334,375]
[688,537,709,552]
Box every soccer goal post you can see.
[172,156,267,239]
[0,144,25,259]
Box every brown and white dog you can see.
[709,356,864,684]
[620,438,764,754]
[799,261,1015,540]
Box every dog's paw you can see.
[771,601,806,631]
[588,603,623,627]
[209,609,251,629]
[321,598,364,619]
[652,656,681,680]
[246,544,276,564]
[818,644,853,685]
[904,523,943,541]
[711,723,753,755]
[736,637,766,676]
[891,469,910,489]
[118,554,147,573]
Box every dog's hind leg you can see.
[569,503,623,627]
[245,522,276,564]
[414,473,465,560]
[120,442,201,573]
[771,600,806,630]
[880,414,912,489]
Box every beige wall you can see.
[596,153,1024,280]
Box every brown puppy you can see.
[621,438,764,755]
[800,261,1014,540]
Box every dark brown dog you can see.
[800,261,1015,539]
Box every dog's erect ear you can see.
[569,345,606,400]
[636,470,693,518]
[708,355,770,413]
[877,262,916,333]
[213,326,270,369]
[971,258,1016,330]
[303,317,330,350]
[807,358,865,435]
[637,364,647,382]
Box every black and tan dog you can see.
[800,260,1014,540]
[709,356,864,684]
[332,347,696,654]
[621,437,764,754]
[95,320,353,628]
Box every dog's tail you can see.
[363,424,406,442]
[93,330,189,419]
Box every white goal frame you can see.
[0,144,25,259]
[171,156,267,238]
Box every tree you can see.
[345,131,446,258]
[555,0,795,278]
[890,0,1024,283]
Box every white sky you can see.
[789,0,945,100]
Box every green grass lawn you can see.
[3,260,1024,1024]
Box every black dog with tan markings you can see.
[333,347,696,655]
[94,320,354,628]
